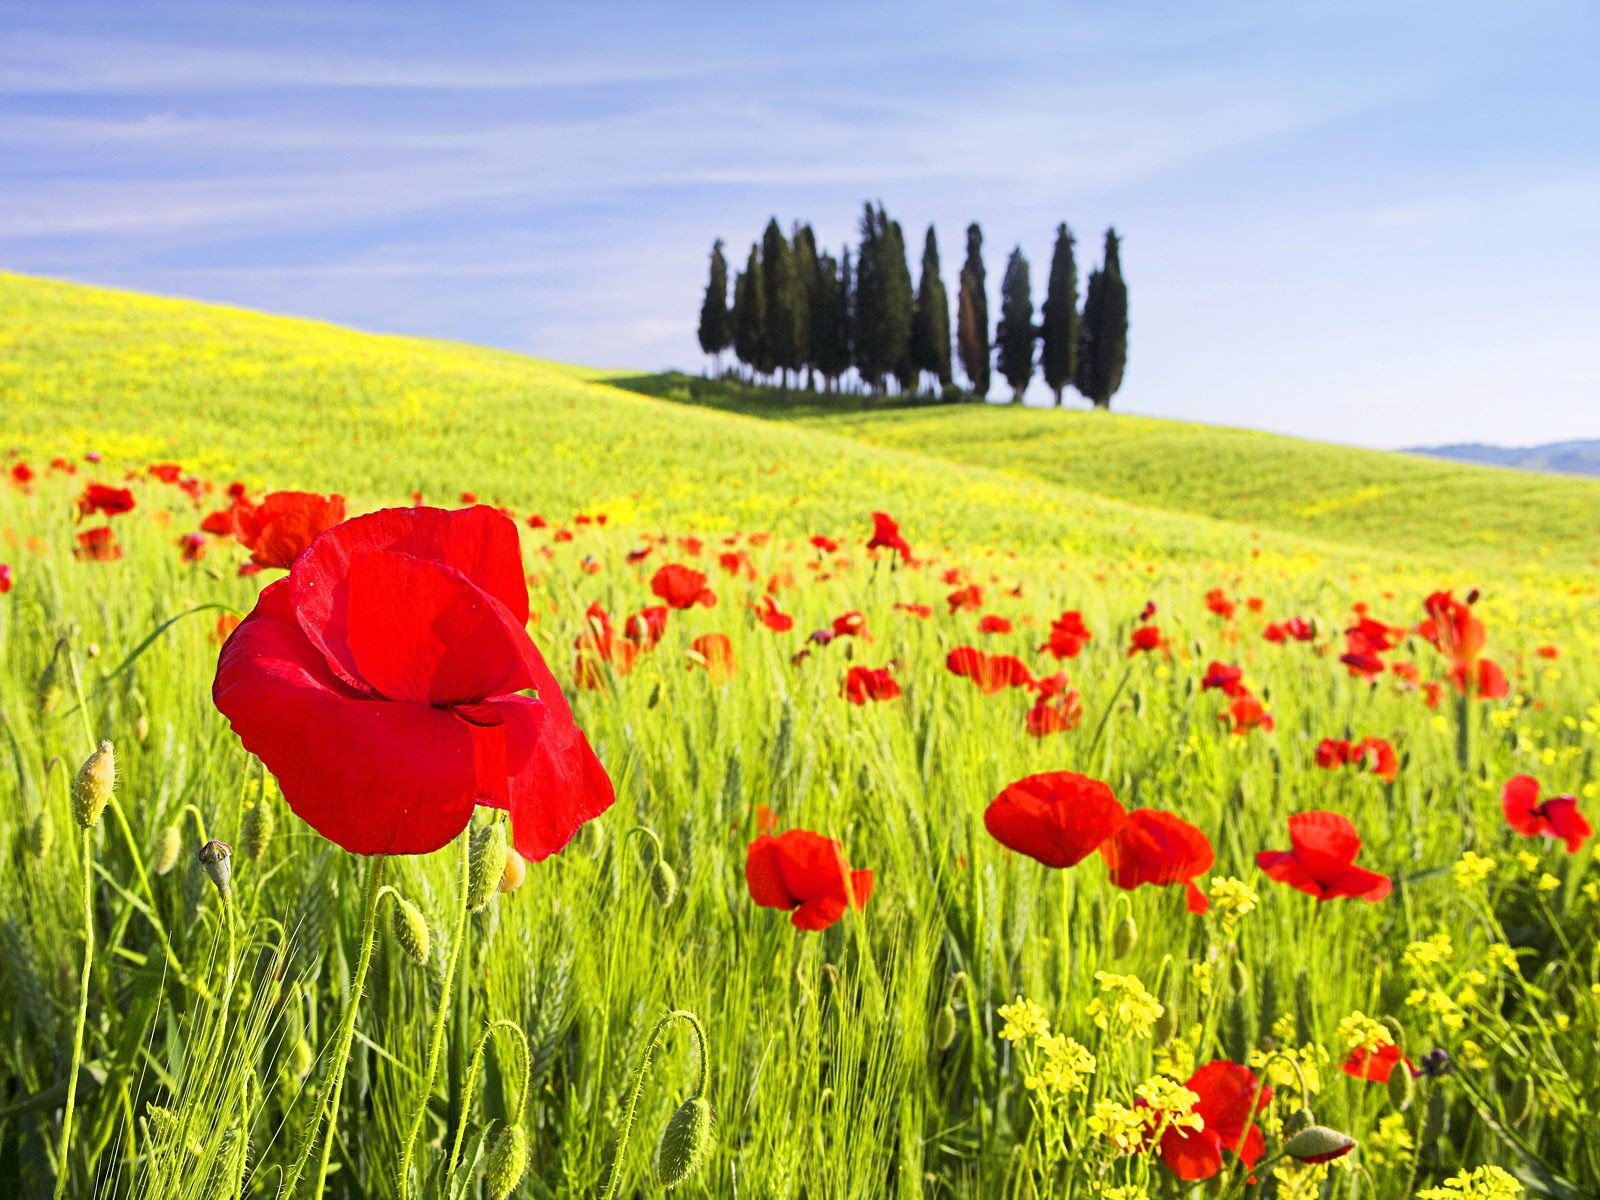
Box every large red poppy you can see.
[745,829,873,931]
[212,505,614,859]
[1100,809,1214,913]
[1256,811,1391,902]
[866,511,913,562]
[984,772,1126,868]
[843,666,901,705]
[947,646,1035,694]
[1502,775,1591,853]
[651,563,716,609]
[1154,1061,1271,1180]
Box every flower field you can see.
[1,273,1597,1199]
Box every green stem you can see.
[1086,663,1134,763]
[277,854,387,1200]
[446,1019,533,1182]
[52,829,95,1200]
[599,1010,710,1200]
[397,832,472,1199]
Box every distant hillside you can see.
[1407,440,1600,478]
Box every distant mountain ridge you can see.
[1407,439,1600,478]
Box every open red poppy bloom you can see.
[9,462,34,489]
[1025,692,1083,737]
[1100,809,1214,913]
[745,829,873,931]
[1354,736,1399,782]
[866,511,913,562]
[1502,775,1591,853]
[752,595,794,632]
[651,563,716,609]
[1343,1042,1411,1083]
[233,491,347,569]
[947,646,1035,694]
[1315,738,1352,769]
[1128,624,1165,656]
[1154,1061,1271,1180]
[984,772,1126,868]
[77,483,136,518]
[1263,616,1314,644]
[74,526,121,561]
[1204,588,1237,620]
[843,665,901,705]
[832,610,868,638]
[624,605,670,649]
[1256,811,1391,902]
[1201,661,1246,697]
[1221,693,1274,735]
[689,633,737,682]
[1040,610,1092,658]
[212,505,614,859]
[574,602,638,689]
[0,563,12,594]
[948,584,983,613]
[978,613,1013,635]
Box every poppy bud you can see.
[393,896,431,965]
[1284,1124,1356,1164]
[1229,956,1251,994]
[197,839,232,899]
[72,740,115,828]
[1152,1006,1178,1047]
[1466,588,1480,605]
[467,821,508,913]
[151,825,182,876]
[1282,1106,1316,1137]
[1387,1062,1416,1112]
[1508,1076,1534,1124]
[86,642,101,659]
[484,1122,528,1200]
[36,644,65,714]
[648,682,663,709]
[288,1035,314,1081]
[651,859,680,907]
[934,1004,957,1051]
[24,808,53,859]
[239,798,275,863]
[655,1095,714,1189]
[499,846,527,894]
[1112,915,1138,958]
[135,714,150,744]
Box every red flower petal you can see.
[984,772,1126,868]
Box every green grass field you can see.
[1,274,1597,1200]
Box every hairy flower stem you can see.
[277,854,387,1200]
[397,832,472,1199]
[600,1010,710,1200]
[446,1019,532,1181]
[52,830,95,1200]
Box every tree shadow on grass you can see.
[602,371,979,423]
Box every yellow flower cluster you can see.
[1416,1165,1524,1200]
[1452,851,1496,889]
[1023,1033,1096,1097]
[1086,972,1164,1037]
[1088,1102,1149,1153]
[1335,1011,1395,1053]
[1363,1112,1415,1170]
[998,996,1050,1043]
[1207,875,1259,933]
[1403,933,1455,971]
[1133,1075,1203,1132]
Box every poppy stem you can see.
[1086,664,1134,764]
[51,829,94,1200]
[599,1009,710,1200]
[1059,868,1074,1002]
[397,831,473,1199]
[446,1018,532,1184]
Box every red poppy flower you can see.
[0,563,12,594]
[1201,661,1246,697]
[651,563,716,609]
[948,584,984,613]
[1256,811,1391,902]
[1264,616,1314,644]
[1100,809,1214,913]
[1342,1042,1411,1083]
[1221,693,1274,735]
[1153,1061,1271,1180]
[843,665,901,705]
[831,610,868,638]
[866,511,913,562]
[575,602,639,688]
[754,803,780,834]
[177,532,207,563]
[1501,775,1591,853]
[1315,738,1352,769]
[1536,645,1559,660]
[946,646,1035,694]
[984,772,1126,868]
[978,613,1013,635]
[752,595,794,632]
[718,549,755,579]
[1025,692,1082,737]
[77,483,136,518]
[894,602,933,619]
[236,491,347,569]
[1453,656,1509,700]
[689,633,737,682]
[1417,590,1484,662]
[212,505,614,859]
[1040,610,1093,658]
[1128,624,1164,656]
[1354,736,1399,783]
[745,829,873,931]
[149,463,183,484]
[10,462,34,489]
[1204,588,1237,620]
[74,526,121,561]
[624,605,670,649]
[810,534,839,553]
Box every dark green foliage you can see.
[1039,224,1079,405]
[852,203,914,393]
[956,223,990,398]
[995,247,1034,402]
[811,252,851,388]
[732,243,769,379]
[696,239,731,363]
[1076,227,1128,409]
[791,224,819,388]
[761,219,803,387]
[910,225,952,392]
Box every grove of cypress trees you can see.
[697,239,732,372]
[1076,227,1128,409]
[1039,223,1080,405]
[956,223,990,398]
[733,243,768,382]
[995,247,1035,402]
[761,219,803,389]
[910,225,952,394]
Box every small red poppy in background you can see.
[1221,693,1274,735]
[1128,624,1164,656]
[1535,644,1559,660]
[1264,616,1315,644]
[843,665,901,705]
[1204,588,1237,620]
[948,584,983,613]
[810,534,839,553]
[1417,590,1509,700]
[1343,1042,1411,1084]
[624,605,670,649]
[1151,1061,1271,1180]
[688,633,737,683]
[1100,809,1214,913]
[746,829,873,931]
[984,771,1126,868]
[894,602,933,619]
[752,595,794,632]
[176,532,207,563]
[1257,811,1391,902]
[946,646,1035,694]
[1502,775,1591,853]
[148,463,183,484]
[77,483,136,519]
[0,563,12,594]
[9,462,34,490]
[978,613,1013,635]
[1340,615,1402,678]
[212,505,614,860]
[831,610,869,638]
[866,511,913,562]
[74,526,121,561]
[1354,737,1399,783]
[1201,661,1246,697]
[651,563,717,609]
[574,602,638,689]
[1025,691,1082,737]
[235,491,347,569]
[718,549,756,579]
[1040,610,1092,658]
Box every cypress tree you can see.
[697,238,732,372]
[734,243,769,382]
[956,223,990,398]
[852,203,886,391]
[761,219,802,388]
[792,224,819,389]
[1076,227,1128,409]
[838,248,855,392]
[995,246,1035,402]
[1039,223,1080,405]
[910,225,952,394]
[884,216,916,394]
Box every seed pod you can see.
[499,847,527,894]
[239,799,275,863]
[655,1095,714,1189]
[23,808,54,859]
[197,839,233,899]
[1508,1076,1534,1124]
[151,825,182,876]
[933,1004,957,1051]
[1284,1124,1357,1164]
[484,1122,528,1200]
[1387,1063,1416,1112]
[467,822,508,912]
[1111,915,1138,958]
[1228,956,1251,994]
[1151,1005,1178,1047]
[72,740,115,828]
[36,646,65,715]
[651,859,680,907]
[392,897,431,965]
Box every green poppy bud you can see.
[468,822,508,913]
[1282,1106,1316,1137]
[1229,956,1251,994]
[197,839,233,899]
[1284,1124,1357,1164]
[72,741,115,828]
[24,808,54,859]
[135,714,150,744]
[151,825,182,876]
[933,1004,957,1051]
[484,1122,529,1200]
[393,896,431,965]
[1387,1062,1416,1112]
[1152,1006,1178,1046]
[651,859,680,907]
[239,798,275,863]
[1111,915,1138,958]
[655,1096,714,1189]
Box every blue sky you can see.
[2,1,1596,448]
